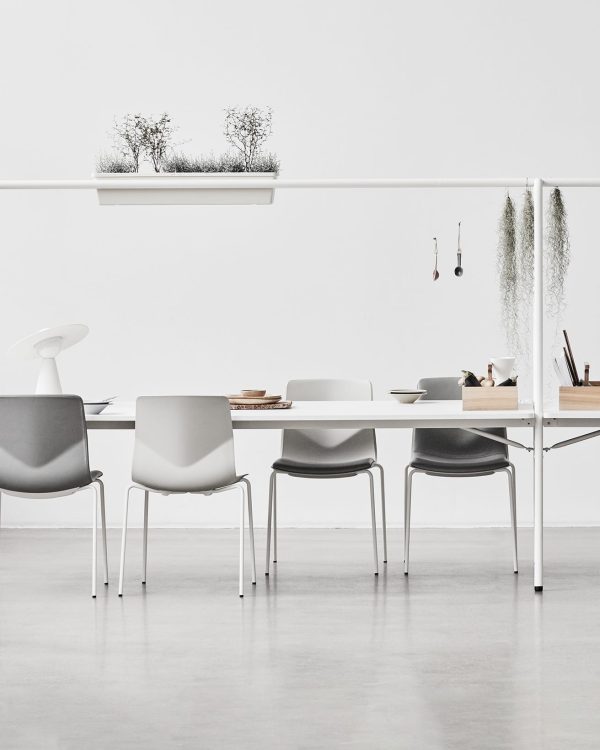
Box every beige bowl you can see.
[389,390,427,404]
[241,389,267,398]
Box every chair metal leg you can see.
[404,466,414,576]
[242,478,257,585]
[506,463,518,573]
[367,470,379,576]
[239,485,245,598]
[92,484,98,598]
[374,463,387,563]
[0,491,2,530]
[142,490,149,584]
[266,471,275,575]
[97,480,108,586]
[273,473,278,564]
[118,487,134,597]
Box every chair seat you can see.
[132,475,246,495]
[410,454,509,475]
[272,457,375,477]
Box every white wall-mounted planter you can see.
[94,172,276,205]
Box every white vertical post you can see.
[533,178,544,592]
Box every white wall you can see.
[0,0,598,527]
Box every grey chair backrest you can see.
[0,395,93,493]
[280,379,376,465]
[133,396,238,493]
[413,377,508,461]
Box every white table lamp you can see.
[9,324,89,394]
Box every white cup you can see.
[491,356,515,382]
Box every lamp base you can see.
[36,358,62,395]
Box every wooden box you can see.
[462,387,518,411]
[559,386,600,410]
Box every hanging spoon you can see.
[432,237,439,281]
[454,221,463,277]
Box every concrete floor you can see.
[1,528,600,749]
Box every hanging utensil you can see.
[454,221,463,277]
[432,237,439,281]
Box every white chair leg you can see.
[404,467,414,576]
[118,487,134,597]
[367,470,379,576]
[242,479,257,585]
[506,464,518,573]
[97,480,108,586]
[0,491,2,530]
[273,473,278,564]
[92,484,98,598]
[266,471,275,576]
[374,463,387,563]
[239,485,245,598]
[142,490,149,584]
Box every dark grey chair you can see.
[0,395,107,596]
[266,379,386,577]
[404,378,517,575]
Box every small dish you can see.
[84,402,109,415]
[389,390,427,404]
[241,389,267,398]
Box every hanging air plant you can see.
[545,188,571,317]
[497,194,519,351]
[516,187,535,351]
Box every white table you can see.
[87,400,536,585]
[87,400,534,431]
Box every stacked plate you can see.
[227,390,291,409]
[227,393,282,406]
[389,389,427,404]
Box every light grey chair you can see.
[118,396,256,597]
[404,377,518,575]
[0,395,107,597]
[266,379,387,576]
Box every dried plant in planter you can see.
[224,107,273,171]
[162,151,280,174]
[497,194,519,351]
[113,114,146,172]
[545,187,571,317]
[140,113,174,172]
[96,153,136,173]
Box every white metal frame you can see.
[0,174,571,592]
[0,479,108,597]
[403,463,518,576]
[118,478,257,598]
[265,463,387,577]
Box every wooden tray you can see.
[559,386,600,410]
[462,387,518,411]
[230,401,292,410]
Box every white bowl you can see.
[389,390,427,404]
[84,403,109,415]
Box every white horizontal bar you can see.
[543,179,600,188]
[2,176,600,191]
[0,177,533,191]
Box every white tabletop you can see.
[544,408,600,426]
[86,400,535,430]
